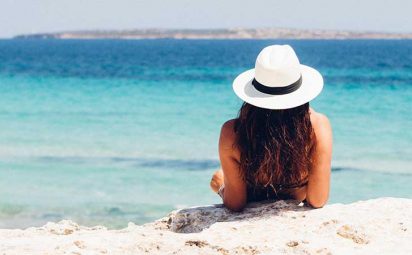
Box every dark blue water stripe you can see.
[24,156,371,172]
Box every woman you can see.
[210,45,332,211]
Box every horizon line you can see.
[4,26,412,39]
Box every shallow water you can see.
[0,39,411,228]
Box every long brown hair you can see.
[234,102,315,189]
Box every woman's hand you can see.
[210,169,224,193]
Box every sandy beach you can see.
[1,197,411,255]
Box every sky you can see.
[1,0,412,38]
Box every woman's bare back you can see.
[210,107,332,210]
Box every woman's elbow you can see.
[223,200,246,212]
[306,196,328,208]
[305,186,329,208]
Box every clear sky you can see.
[1,0,412,38]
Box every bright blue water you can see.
[0,39,411,229]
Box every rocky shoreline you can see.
[0,198,411,254]
[13,28,412,40]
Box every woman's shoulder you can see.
[221,118,236,131]
[310,107,329,124]
[219,119,240,158]
[220,119,237,143]
[309,108,333,147]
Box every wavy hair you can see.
[234,102,315,189]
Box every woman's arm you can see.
[306,113,333,208]
[218,120,247,211]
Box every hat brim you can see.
[232,65,323,109]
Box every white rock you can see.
[0,198,411,255]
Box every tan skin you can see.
[210,107,332,211]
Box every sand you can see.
[0,197,411,254]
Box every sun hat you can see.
[232,45,323,110]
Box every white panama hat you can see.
[232,45,323,110]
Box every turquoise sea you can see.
[0,39,411,228]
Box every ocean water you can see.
[0,39,411,229]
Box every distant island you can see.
[14,28,412,40]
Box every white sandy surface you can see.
[0,198,411,255]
